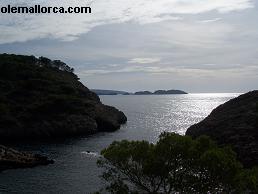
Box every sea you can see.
[0,93,240,194]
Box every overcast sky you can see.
[0,0,258,93]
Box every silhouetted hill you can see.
[186,91,258,167]
[0,53,127,141]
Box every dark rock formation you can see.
[0,145,54,172]
[95,104,127,131]
[0,54,127,141]
[186,91,258,167]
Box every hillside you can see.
[186,91,258,167]
[0,54,127,141]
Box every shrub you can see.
[97,133,257,194]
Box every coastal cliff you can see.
[0,53,127,171]
[0,54,127,141]
[186,91,258,167]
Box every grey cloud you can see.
[0,0,254,44]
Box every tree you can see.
[97,133,258,194]
[39,56,51,66]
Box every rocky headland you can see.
[0,53,127,171]
[186,91,258,167]
[0,54,127,141]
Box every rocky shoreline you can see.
[0,54,127,171]
[0,145,54,172]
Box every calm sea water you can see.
[0,93,240,194]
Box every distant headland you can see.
[91,89,130,95]
[91,89,188,95]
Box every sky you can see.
[0,0,258,93]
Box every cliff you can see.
[0,54,127,141]
[186,91,258,167]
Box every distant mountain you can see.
[91,89,131,95]
[134,90,187,95]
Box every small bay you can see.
[0,93,239,194]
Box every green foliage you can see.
[0,103,9,114]
[236,167,258,193]
[0,53,99,139]
[97,133,258,194]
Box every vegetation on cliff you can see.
[0,53,127,141]
[186,91,258,167]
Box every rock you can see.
[95,104,127,131]
[186,91,258,167]
[0,54,127,141]
[0,145,54,172]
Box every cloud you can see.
[198,18,222,23]
[128,58,161,64]
[78,65,175,76]
[0,0,254,44]
[78,63,257,78]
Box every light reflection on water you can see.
[0,93,240,193]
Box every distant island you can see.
[134,91,153,95]
[91,89,131,95]
[135,90,188,95]
[92,89,187,95]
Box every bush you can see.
[97,133,258,194]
